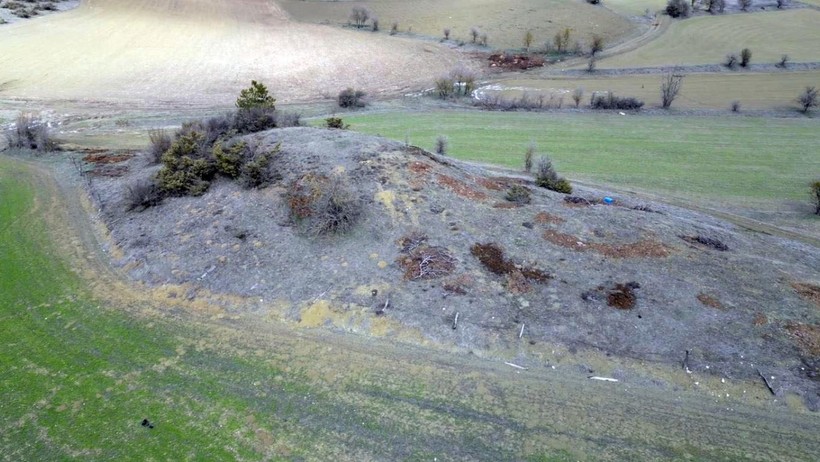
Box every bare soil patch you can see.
[543,230,670,258]
[793,282,820,308]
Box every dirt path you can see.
[3,151,819,459]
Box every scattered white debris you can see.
[504,362,528,370]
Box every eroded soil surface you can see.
[89,127,820,409]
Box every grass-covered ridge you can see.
[342,111,820,205]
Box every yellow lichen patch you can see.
[374,189,398,222]
[369,253,379,260]
[378,261,388,269]
[299,299,341,328]
[369,316,402,337]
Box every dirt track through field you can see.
[6,152,820,460]
[0,0,466,107]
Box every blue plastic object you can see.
[603,196,614,204]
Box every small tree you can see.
[705,0,725,13]
[480,33,488,46]
[371,17,379,32]
[338,88,366,108]
[778,54,790,68]
[236,80,275,110]
[443,28,451,40]
[725,54,738,69]
[435,76,455,99]
[776,0,788,8]
[740,48,752,67]
[470,27,480,43]
[660,71,684,109]
[524,142,535,173]
[738,0,752,11]
[590,34,604,56]
[811,180,820,215]
[665,0,690,18]
[554,28,571,53]
[435,135,448,155]
[731,101,741,112]
[349,7,370,28]
[390,21,398,35]
[586,56,597,73]
[572,88,584,108]
[524,30,534,51]
[797,86,818,113]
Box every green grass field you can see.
[341,111,820,206]
[0,158,330,459]
[482,71,820,110]
[597,10,820,68]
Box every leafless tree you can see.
[470,27,480,43]
[524,30,534,51]
[590,34,604,56]
[443,28,450,40]
[738,0,752,11]
[797,86,818,113]
[349,7,370,29]
[660,71,684,109]
[572,88,584,108]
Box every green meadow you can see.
[343,111,820,206]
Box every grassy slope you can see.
[598,10,820,68]
[279,0,636,50]
[483,71,820,110]
[342,111,820,206]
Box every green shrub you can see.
[535,156,572,194]
[212,140,246,179]
[811,180,820,216]
[239,144,280,189]
[505,184,531,204]
[156,131,215,196]
[325,117,349,129]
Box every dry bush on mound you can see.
[147,128,172,164]
[10,113,55,152]
[289,173,362,236]
[125,178,162,211]
[399,245,457,280]
[338,88,367,109]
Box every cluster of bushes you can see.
[2,0,60,18]
[338,88,366,108]
[434,67,477,99]
[589,92,644,110]
[155,130,279,197]
[128,81,297,209]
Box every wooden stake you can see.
[518,323,525,339]
[757,368,776,395]
[452,312,459,330]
